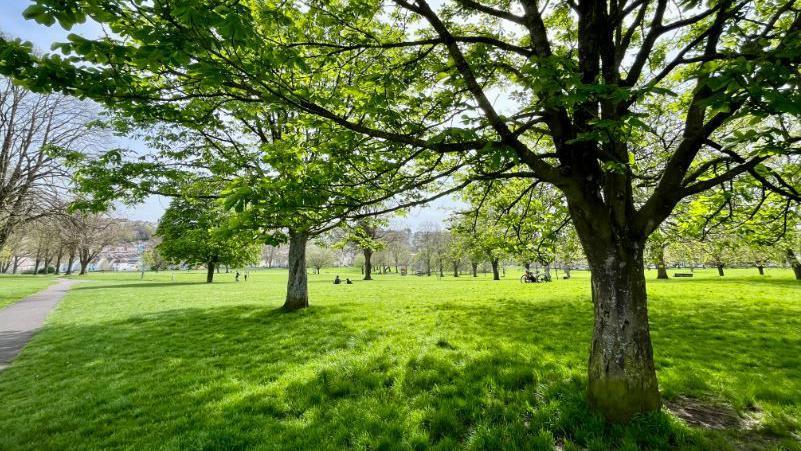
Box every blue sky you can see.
[0,1,452,229]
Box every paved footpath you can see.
[0,279,78,371]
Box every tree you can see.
[5,0,801,421]
[306,244,334,275]
[65,212,120,275]
[646,230,672,280]
[337,216,388,280]
[384,229,412,273]
[156,199,260,283]
[0,77,101,250]
[412,223,441,276]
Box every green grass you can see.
[0,267,799,450]
[0,275,56,310]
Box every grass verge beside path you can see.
[0,275,57,310]
[0,268,799,450]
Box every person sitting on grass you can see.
[346,278,353,284]
[334,275,341,285]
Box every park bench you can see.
[674,273,693,277]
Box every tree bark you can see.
[453,261,459,277]
[656,245,669,279]
[65,252,75,275]
[54,250,63,275]
[717,264,725,277]
[585,239,660,423]
[787,249,801,280]
[206,262,215,283]
[284,231,309,311]
[363,248,373,280]
[79,261,88,275]
[471,262,478,277]
[757,264,764,276]
[491,259,500,280]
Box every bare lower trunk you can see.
[206,262,215,283]
[33,256,41,276]
[586,240,660,422]
[717,264,725,277]
[471,262,478,277]
[757,264,764,276]
[491,259,499,280]
[284,231,309,311]
[453,261,459,277]
[65,253,75,275]
[787,249,801,280]
[79,260,88,275]
[656,245,668,279]
[363,249,373,280]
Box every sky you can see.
[0,1,453,229]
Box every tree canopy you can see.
[156,198,260,282]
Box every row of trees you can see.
[0,211,149,275]
[4,0,800,421]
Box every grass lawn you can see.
[0,267,799,450]
[0,275,56,310]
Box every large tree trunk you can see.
[656,245,669,279]
[33,256,41,276]
[284,231,309,311]
[786,249,800,278]
[585,239,660,423]
[79,260,89,275]
[363,248,373,280]
[453,261,459,277]
[471,262,478,277]
[54,250,63,275]
[757,264,764,276]
[717,264,725,277]
[491,259,500,280]
[65,252,75,275]
[206,262,215,283]
[12,256,20,274]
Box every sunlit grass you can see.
[0,274,56,310]
[0,267,798,449]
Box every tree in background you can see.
[66,212,120,275]
[337,217,388,281]
[306,244,335,275]
[383,229,412,273]
[0,78,104,251]
[156,199,260,283]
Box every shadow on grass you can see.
[72,281,206,290]
[0,297,798,449]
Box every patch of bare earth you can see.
[664,396,792,450]
[665,396,753,430]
